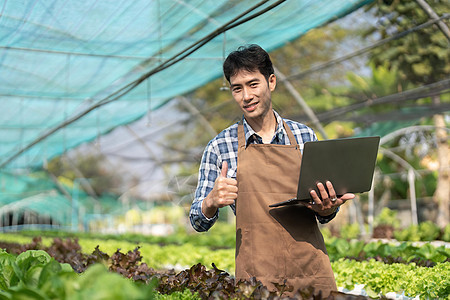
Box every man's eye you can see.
[232,87,241,93]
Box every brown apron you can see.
[235,121,337,297]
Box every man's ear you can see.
[268,74,276,91]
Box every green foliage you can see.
[272,23,364,89]
[1,241,448,299]
[140,243,235,274]
[70,264,157,300]
[337,62,423,137]
[323,237,450,264]
[346,63,407,101]
[362,1,448,217]
[155,289,199,300]
[373,128,439,200]
[0,233,236,273]
[46,153,125,196]
[365,241,449,264]
[5,228,450,275]
[374,207,400,228]
[366,0,449,84]
[326,239,366,260]
[393,225,421,242]
[0,249,157,300]
[332,259,450,299]
[418,221,441,241]
[320,226,333,240]
[339,223,361,240]
[15,221,237,250]
[442,224,450,242]
[394,221,442,242]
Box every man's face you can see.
[229,69,276,122]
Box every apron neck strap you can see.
[238,119,299,150]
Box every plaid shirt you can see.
[189,110,338,232]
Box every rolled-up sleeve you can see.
[189,199,219,232]
[189,141,220,232]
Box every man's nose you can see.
[242,87,252,101]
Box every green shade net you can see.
[0,0,375,227]
[0,0,374,170]
[0,170,127,227]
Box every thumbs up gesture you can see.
[202,161,238,218]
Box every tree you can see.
[270,23,367,122]
[47,152,125,197]
[366,0,449,227]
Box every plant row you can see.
[0,234,236,273]
[333,220,450,242]
[326,238,449,266]
[332,258,450,299]
[13,219,450,249]
[0,236,449,298]
[1,231,448,269]
[13,223,237,249]
[0,245,369,300]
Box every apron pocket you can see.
[285,241,322,277]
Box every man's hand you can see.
[202,161,238,218]
[305,181,355,217]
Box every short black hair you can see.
[223,44,274,83]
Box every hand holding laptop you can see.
[268,180,355,214]
[269,136,380,210]
[306,181,355,217]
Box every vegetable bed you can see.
[0,230,448,299]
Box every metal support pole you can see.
[12,212,18,228]
[408,168,418,225]
[354,196,367,239]
[72,180,80,231]
[368,173,376,237]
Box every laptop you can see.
[269,136,380,207]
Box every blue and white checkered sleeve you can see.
[189,141,220,232]
[290,123,318,144]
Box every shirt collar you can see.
[242,110,286,147]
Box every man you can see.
[189,44,355,296]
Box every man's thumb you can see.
[220,161,228,178]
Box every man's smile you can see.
[244,102,258,112]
